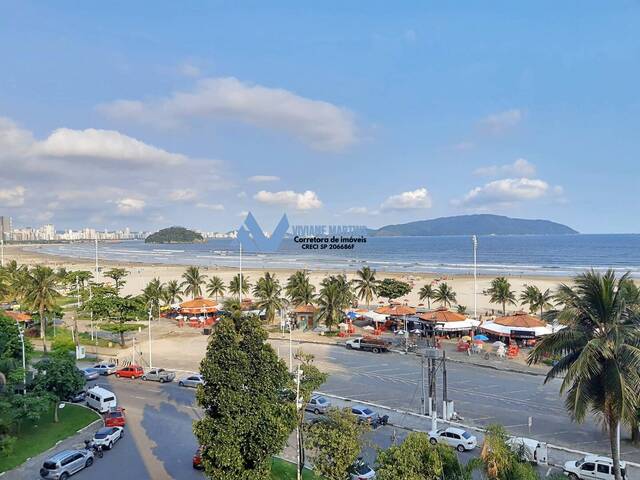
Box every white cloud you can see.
[179,62,201,78]
[116,197,145,215]
[381,188,432,211]
[474,158,536,178]
[248,175,280,183]
[33,128,186,167]
[454,178,559,208]
[196,202,224,211]
[169,189,197,202]
[98,77,358,151]
[479,109,522,135]
[0,118,34,158]
[254,190,322,210]
[344,206,369,214]
[0,186,26,207]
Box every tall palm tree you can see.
[418,284,436,309]
[316,281,345,333]
[181,266,206,299]
[104,267,128,293]
[433,282,456,308]
[285,270,316,306]
[23,265,60,352]
[353,266,378,308]
[206,276,226,301]
[253,272,285,323]
[142,277,164,318]
[3,260,28,302]
[161,280,183,305]
[229,274,250,299]
[486,277,517,315]
[519,284,553,317]
[528,270,640,480]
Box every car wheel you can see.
[60,473,69,480]
[429,438,437,445]
[179,381,184,386]
[346,344,352,349]
[373,347,380,353]
[115,373,120,378]
[159,378,165,383]
[108,441,114,450]
[314,408,320,415]
[142,375,147,381]
[85,457,94,467]
[568,475,579,480]
[456,444,465,452]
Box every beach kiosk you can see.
[293,304,317,330]
[178,298,219,327]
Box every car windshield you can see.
[43,461,57,470]
[461,431,472,439]
[576,459,585,467]
[158,369,165,373]
[362,408,374,415]
[94,432,108,439]
[317,397,327,404]
[354,465,372,474]
[109,412,122,418]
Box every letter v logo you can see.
[237,212,289,253]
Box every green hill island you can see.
[144,226,204,244]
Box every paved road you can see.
[271,339,638,463]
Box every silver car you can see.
[142,368,176,383]
[178,374,204,388]
[92,363,117,375]
[81,368,100,381]
[39,449,94,479]
[305,395,332,414]
[351,406,379,424]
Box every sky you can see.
[1,1,639,234]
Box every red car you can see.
[115,365,144,379]
[192,447,203,470]
[104,407,126,428]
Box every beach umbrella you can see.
[492,340,506,347]
[461,335,472,342]
[473,334,489,341]
[410,329,422,334]
[363,325,375,331]
[473,339,485,344]
[176,315,184,320]
[346,311,358,319]
[338,322,349,329]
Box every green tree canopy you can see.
[377,278,412,303]
[418,284,436,309]
[486,277,517,315]
[434,282,457,308]
[253,272,285,323]
[285,270,315,307]
[317,275,353,332]
[519,284,553,317]
[33,352,85,422]
[353,266,378,308]
[229,274,251,299]
[206,276,226,301]
[104,268,128,292]
[181,266,206,299]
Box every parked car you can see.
[85,386,117,413]
[428,427,477,452]
[67,390,86,403]
[349,458,376,479]
[345,336,391,353]
[178,374,204,388]
[115,365,144,379]
[506,437,548,465]
[351,406,379,424]
[92,426,124,450]
[81,368,100,381]
[305,395,332,414]
[142,368,175,383]
[39,449,94,479]
[104,407,126,428]
[192,446,203,470]
[92,363,117,376]
[563,455,627,480]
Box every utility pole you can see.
[289,321,294,373]
[430,355,438,431]
[94,237,99,281]
[15,319,26,394]
[404,314,409,353]
[89,284,94,341]
[295,366,302,480]
[239,242,243,305]
[0,236,4,268]
[148,307,153,369]
[420,355,426,415]
[132,337,136,365]
[442,350,448,421]
[472,235,478,322]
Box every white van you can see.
[85,386,117,413]
[563,455,627,480]
[506,437,548,465]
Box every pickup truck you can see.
[141,368,176,383]
[345,336,391,353]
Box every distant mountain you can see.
[145,226,204,244]
[371,214,578,237]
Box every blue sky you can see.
[1,1,639,233]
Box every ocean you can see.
[27,234,640,278]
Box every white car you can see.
[178,374,204,388]
[563,455,627,480]
[92,363,118,375]
[349,460,376,479]
[428,427,477,452]
[92,426,124,450]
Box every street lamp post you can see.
[15,320,26,394]
[1,236,4,268]
[472,235,478,322]
[148,307,153,369]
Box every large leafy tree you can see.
[161,279,183,305]
[66,270,93,292]
[23,265,61,352]
[480,424,538,480]
[433,282,457,308]
[142,277,164,318]
[317,275,352,332]
[487,277,517,315]
[285,270,315,307]
[33,352,85,422]
[528,270,640,480]
[181,266,206,299]
[104,267,128,293]
[519,284,553,317]
[1,260,28,303]
[84,293,145,346]
[353,266,378,308]
[229,274,251,299]
[206,276,226,301]
[253,272,285,323]
[377,278,412,303]
[306,407,368,480]
[194,316,295,479]
[418,284,436,309]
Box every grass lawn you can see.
[270,457,323,479]
[0,404,100,473]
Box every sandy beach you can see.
[2,244,572,315]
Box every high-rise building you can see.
[0,216,12,241]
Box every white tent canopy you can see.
[480,321,565,337]
[362,311,388,323]
[433,318,480,332]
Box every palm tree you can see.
[316,275,354,332]
[142,278,164,318]
[229,274,251,299]
[528,270,640,480]
[104,267,128,292]
[418,284,436,309]
[486,277,517,315]
[206,276,226,301]
[162,280,183,305]
[285,270,316,307]
[519,284,553,317]
[23,265,61,352]
[181,266,206,299]
[253,272,285,323]
[3,260,28,302]
[353,266,378,308]
[433,282,456,308]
